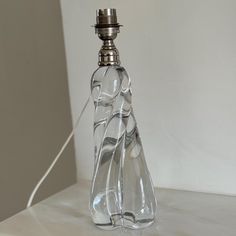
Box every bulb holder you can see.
[94,9,122,66]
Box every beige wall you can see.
[0,0,76,221]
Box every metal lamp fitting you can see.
[94,9,122,66]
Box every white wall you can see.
[60,0,236,195]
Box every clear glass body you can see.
[89,65,157,230]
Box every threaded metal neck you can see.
[94,9,122,66]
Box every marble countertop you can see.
[0,179,236,236]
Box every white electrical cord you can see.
[26,95,91,208]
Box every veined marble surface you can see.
[0,179,236,236]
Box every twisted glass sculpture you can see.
[90,65,157,230]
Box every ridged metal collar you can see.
[94,9,122,66]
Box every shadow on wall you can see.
[0,0,76,222]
